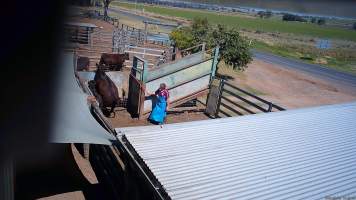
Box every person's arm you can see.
[145,89,156,96]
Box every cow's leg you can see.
[109,102,116,118]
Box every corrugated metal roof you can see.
[120,102,356,200]
[49,52,115,145]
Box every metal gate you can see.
[127,56,148,118]
[206,77,285,118]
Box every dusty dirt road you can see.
[231,59,356,109]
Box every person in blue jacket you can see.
[147,83,170,124]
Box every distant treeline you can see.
[282,13,327,25]
[127,0,250,12]
[282,14,307,22]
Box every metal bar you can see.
[124,50,163,57]
[224,81,285,111]
[220,102,244,116]
[146,57,212,83]
[220,95,255,114]
[142,60,148,83]
[224,82,272,105]
[218,109,232,117]
[181,43,205,53]
[272,104,286,111]
[125,45,165,53]
[211,47,219,80]
[222,89,268,112]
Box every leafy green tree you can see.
[257,11,273,19]
[191,17,211,44]
[317,19,326,25]
[169,18,252,71]
[311,17,317,23]
[169,27,194,50]
[210,25,252,70]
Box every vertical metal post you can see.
[211,47,220,81]
[132,56,138,79]
[142,60,148,83]
[267,102,273,112]
[144,22,148,43]
[215,78,225,118]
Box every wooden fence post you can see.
[215,78,225,118]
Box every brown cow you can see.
[98,52,129,71]
[93,68,121,117]
[76,56,90,71]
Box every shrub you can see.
[169,18,252,71]
[169,27,194,50]
[282,14,307,22]
[210,25,253,70]
[317,19,326,25]
[257,10,273,19]
[311,17,317,23]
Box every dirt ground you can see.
[107,108,210,128]
[228,59,356,109]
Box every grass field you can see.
[112,2,356,42]
[111,2,356,74]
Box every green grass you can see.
[111,1,356,75]
[112,2,356,42]
[252,40,356,75]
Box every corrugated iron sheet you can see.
[49,53,115,145]
[120,102,356,199]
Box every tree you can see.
[353,22,356,30]
[169,27,194,50]
[317,19,326,25]
[311,17,317,23]
[191,17,210,44]
[169,18,252,71]
[282,14,307,22]
[210,25,252,70]
[257,10,273,19]
[102,0,112,19]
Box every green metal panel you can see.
[143,75,211,112]
[146,52,205,82]
[211,47,220,79]
[145,59,213,93]
[143,59,213,112]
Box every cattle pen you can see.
[8,6,356,200]
[50,50,356,200]
[54,52,356,200]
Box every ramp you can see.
[127,45,219,117]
